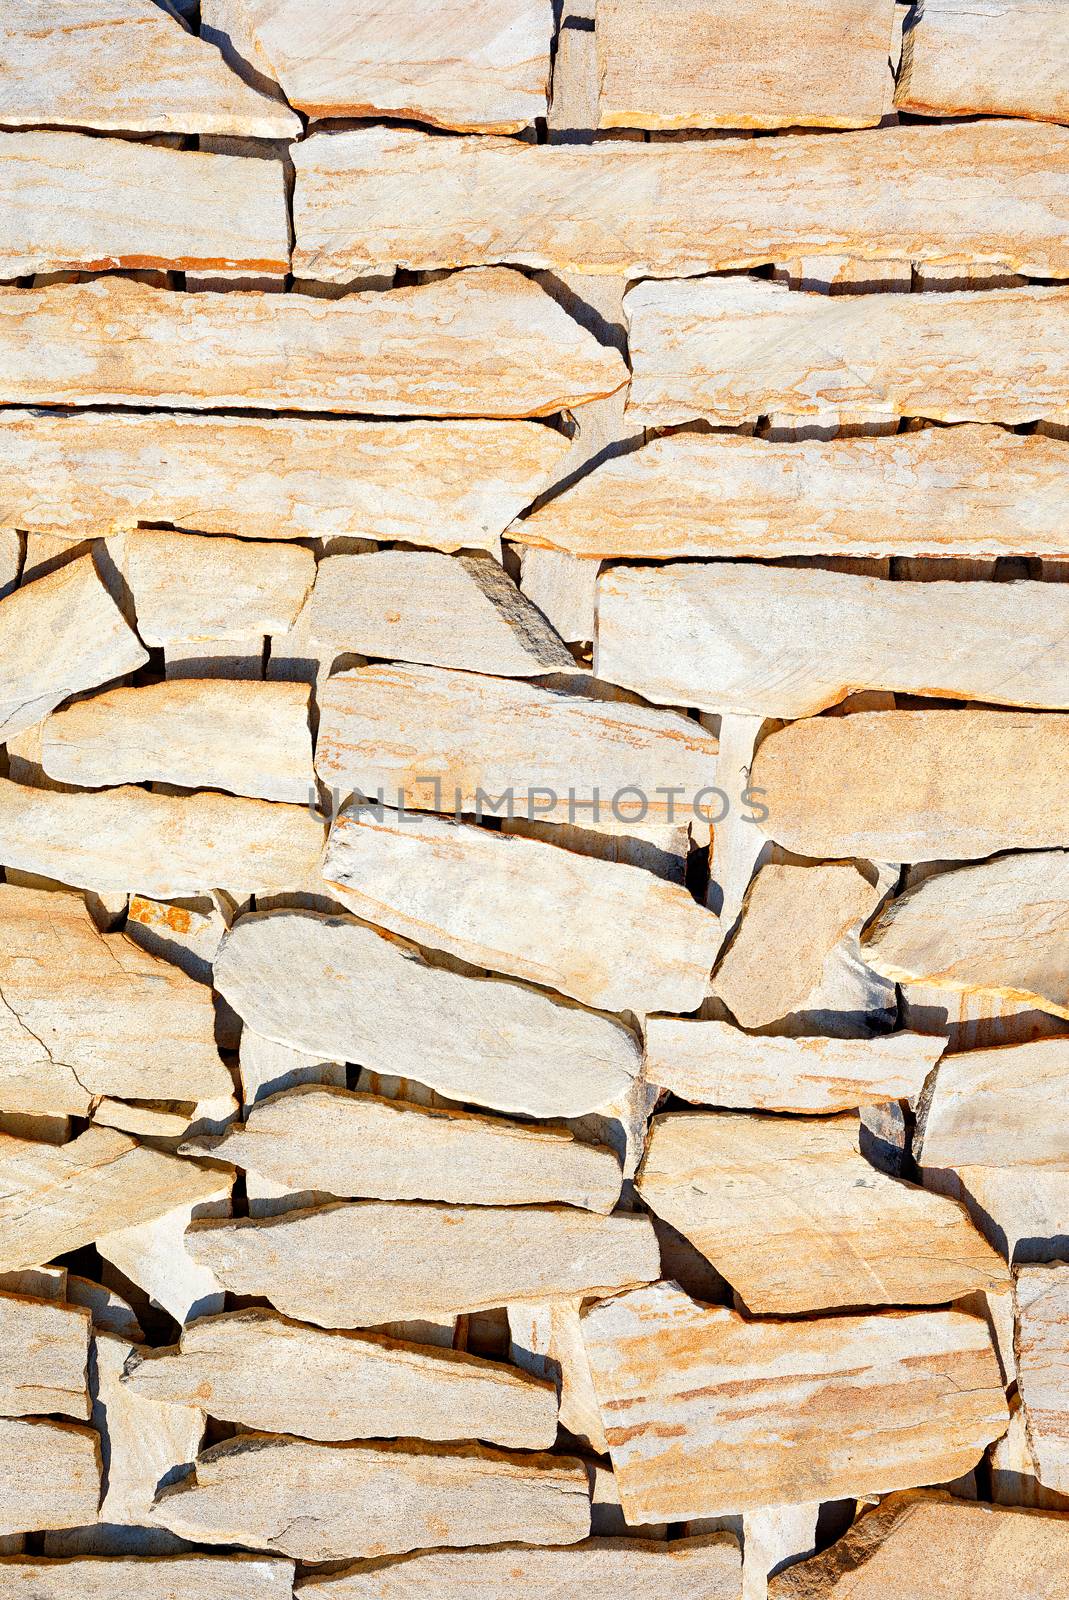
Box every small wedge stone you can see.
[644,1019,944,1113]
[149,1435,590,1560]
[41,680,314,804]
[635,1111,1008,1313]
[184,1087,622,1212]
[323,805,719,1014]
[0,1292,90,1418]
[124,531,314,647]
[581,1282,1008,1521]
[308,551,573,677]
[0,1417,100,1535]
[124,1307,558,1447]
[214,909,641,1117]
[186,1201,660,1328]
[0,130,288,277]
[755,711,1069,862]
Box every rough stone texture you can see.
[123,530,314,647]
[625,278,1069,428]
[917,1038,1069,1170]
[595,564,1069,717]
[296,1534,743,1598]
[149,1435,591,1560]
[91,1332,205,1527]
[315,663,720,824]
[309,550,573,677]
[291,120,1069,281]
[511,427,1069,560]
[0,779,326,898]
[0,1418,101,1535]
[322,805,720,1015]
[754,711,1069,862]
[0,1291,90,1418]
[240,0,553,131]
[124,1307,558,1447]
[97,1170,234,1327]
[0,130,288,276]
[0,1555,296,1600]
[896,0,1069,125]
[186,1201,660,1327]
[0,273,623,416]
[185,1086,622,1212]
[644,1019,944,1113]
[41,680,314,804]
[2,0,301,136]
[0,553,148,744]
[0,883,229,1117]
[0,1127,230,1273]
[863,852,1069,1021]
[1014,1264,1069,1494]
[712,862,885,1030]
[635,1111,1008,1313]
[508,1299,610,1454]
[0,410,566,553]
[596,0,896,129]
[581,1283,1008,1521]
[767,1490,1069,1599]
[214,909,640,1117]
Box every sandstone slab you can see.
[581,1283,1008,1521]
[643,1019,944,1113]
[124,530,314,647]
[150,1435,590,1560]
[918,1038,1069,1170]
[0,1555,295,1600]
[0,410,565,553]
[625,277,1069,428]
[0,1417,100,1535]
[0,273,622,417]
[754,711,1069,862]
[323,804,719,1014]
[1015,1264,1069,1494]
[185,1086,622,1212]
[124,1307,558,1448]
[896,0,1069,124]
[0,1291,90,1418]
[92,1331,205,1526]
[291,120,1069,281]
[215,909,640,1117]
[0,130,288,277]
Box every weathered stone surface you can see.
[918,1038,1069,1170]
[767,1490,1069,1599]
[216,909,640,1117]
[150,1435,590,1560]
[595,564,1069,718]
[0,884,229,1117]
[1015,1264,1069,1493]
[291,120,1069,281]
[0,130,288,276]
[187,1201,659,1328]
[97,1170,234,1328]
[754,711,1069,862]
[596,0,896,129]
[0,1127,229,1273]
[635,1112,1008,1314]
[93,1332,205,1526]
[124,1307,558,1448]
[123,530,314,647]
[644,1019,944,1113]
[626,277,1069,428]
[2,0,301,136]
[322,805,719,1014]
[0,1292,90,1418]
[309,551,573,677]
[296,1534,742,1598]
[896,0,1069,124]
[0,410,566,553]
[41,680,314,804]
[0,1417,100,1535]
[0,1555,296,1599]
[712,863,884,1030]
[581,1283,1008,1521]
[0,779,326,898]
[185,1086,622,1212]
[863,853,1069,1021]
[511,427,1069,561]
[241,0,552,131]
[315,664,719,824]
[0,553,148,744]
[0,273,622,416]
[508,1299,609,1454]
